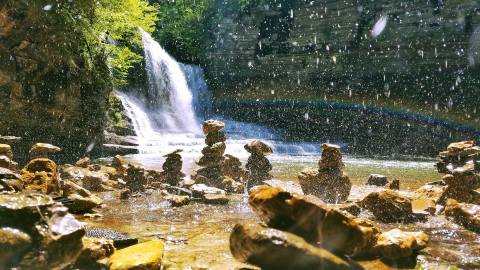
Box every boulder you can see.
[412,183,445,214]
[75,157,91,168]
[29,143,61,159]
[229,222,352,270]
[445,199,480,233]
[366,174,388,186]
[202,193,229,205]
[0,227,32,267]
[248,186,377,256]
[0,168,24,192]
[360,190,414,222]
[298,167,351,203]
[0,143,13,159]
[0,193,54,229]
[374,229,429,259]
[202,119,225,134]
[62,180,103,213]
[73,237,115,268]
[244,140,273,156]
[85,228,138,249]
[108,240,165,270]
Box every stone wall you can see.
[0,3,112,162]
[203,0,480,115]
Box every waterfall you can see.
[141,30,200,134]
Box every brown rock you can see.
[0,136,21,144]
[374,229,429,259]
[29,143,61,159]
[75,157,91,168]
[202,119,225,134]
[412,183,445,214]
[0,227,32,267]
[205,130,226,146]
[366,174,388,186]
[319,143,344,170]
[360,190,414,223]
[74,237,115,268]
[62,180,103,213]
[0,167,24,192]
[447,140,475,153]
[229,222,352,270]
[202,193,229,205]
[387,179,400,190]
[244,140,273,156]
[166,194,190,207]
[20,158,59,194]
[201,142,226,156]
[445,199,480,233]
[0,144,13,160]
[298,167,351,203]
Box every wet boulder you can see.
[360,190,416,223]
[73,237,115,268]
[108,240,165,270]
[412,183,445,214]
[29,143,61,159]
[0,193,54,229]
[0,227,32,267]
[62,180,103,213]
[229,222,352,270]
[374,229,429,260]
[248,186,377,256]
[445,199,480,233]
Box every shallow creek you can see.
[84,155,480,270]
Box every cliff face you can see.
[203,0,480,114]
[0,3,112,161]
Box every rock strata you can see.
[245,140,273,189]
[298,143,351,203]
[161,149,185,186]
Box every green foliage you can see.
[150,0,213,63]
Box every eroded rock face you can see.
[20,158,59,194]
[229,222,352,270]
[445,199,480,233]
[298,143,351,203]
[108,240,165,270]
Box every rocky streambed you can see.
[1,121,480,269]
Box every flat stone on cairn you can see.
[29,143,61,159]
[298,143,351,203]
[435,141,480,205]
[161,149,186,186]
[192,120,227,187]
[245,140,273,189]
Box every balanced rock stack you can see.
[192,120,226,187]
[245,140,273,189]
[222,154,246,181]
[161,149,185,186]
[435,141,480,205]
[298,143,351,203]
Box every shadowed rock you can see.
[445,199,480,233]
[85,228,138,249]
[229,222,352,270]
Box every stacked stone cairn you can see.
[435,140,480,205]
[245,140,273,189]
[298,143,351,203]
[192,120,226,187]
[161,149,185,186]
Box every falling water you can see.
[141,30,200,134]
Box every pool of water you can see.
[85,154,479,270]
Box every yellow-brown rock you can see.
[20,158,58,194]
[29,143,61,159]
[374,229,429,259]
[108,240,165,270]
[0,144,13,160]
[74,237,115,267]
[445,199,480,233]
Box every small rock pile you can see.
[192,120,227,187]
[245,140,273,189]
[229,186,429,270]
[298,143,351,203]
[161,149,185,186]
[435,141,480,205]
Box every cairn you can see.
[192,120,226,187]
[161,149,185,186]
[436,141,480,204]
[298,143,351,203]
[125,164,146,193]
[245,140,273,189]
